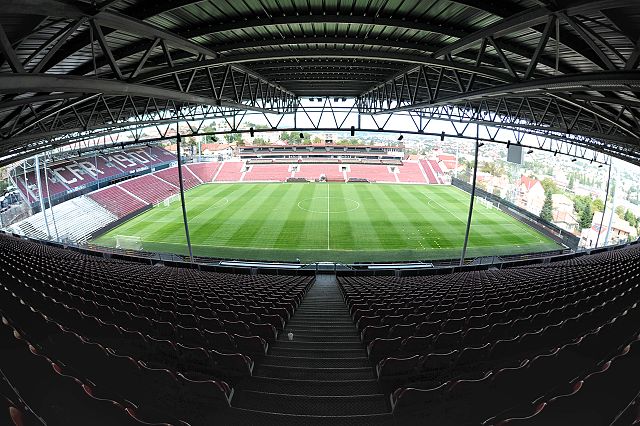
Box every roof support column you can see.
[176,133,194,262]
[460,124,481,266]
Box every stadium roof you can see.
[1,0,640,165]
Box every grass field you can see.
[92,183,561,263]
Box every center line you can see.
[327,183,330,250]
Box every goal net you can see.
[163,194,180,207]
[478,197,495,210]
[115,235,143,251]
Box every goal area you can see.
[114,235,143,251]
[163,194,180,207]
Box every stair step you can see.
[232,390,390,415]
[273,340,364,350]
[284,325,357,333]
[262,355,370,368]
[255,364,376,380]
[269,347,364,358]
[287,321,355,327]
[292,314,351,319]
[225,407,394,426]
[279,331,359,339]
[276,334,361,343]
[243,376,381,396]
[233,276,390,419]
[283,325,356,331]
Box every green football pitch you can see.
[92,183,561,263]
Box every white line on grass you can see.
[327,184,330,250]
[423,193,467,224]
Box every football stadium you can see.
[1,1,640,425]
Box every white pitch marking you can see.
[327,184,330,250]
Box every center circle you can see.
[297,197,360,214]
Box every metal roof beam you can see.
[132,50,516,86]
[0,74,295,116]
[0,24,25,73]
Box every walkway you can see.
[228,275,393,425]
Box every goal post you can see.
[163,194,180,207]
[478,197,495,210]
[114,235,143,251]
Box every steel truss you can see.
[0,0,297,163]
[355,3,640,166]
[12,100,615,171]
[1,0,639,169]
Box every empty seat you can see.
[367,337,403,363]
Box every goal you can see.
[163,194,180,207]
[115,235,143,251]
[478,197,495,210]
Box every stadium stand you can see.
[88,186,148,219]
[396,162,428,184]
[8,197,117,243]
[93,155,126,180]
[348,165,394,183]
[0,232,637,424]
[187,162,220,183]
[11,147,176,205]
[213,162,245,182]
[338,245,640,424]
[155,166,201,190]
[244,164,291,182]
[8,162,225,242]
[0,234,311,425]
[428,160,445,184]
[119,175,177,205]
[297,164,345,181]
[419,160,440,184]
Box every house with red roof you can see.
[516,175,546,216]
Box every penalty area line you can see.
[327,184,330,250]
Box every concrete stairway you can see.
[228,275,393,425]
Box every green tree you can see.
[568,174,575,190]
[573,195,590,215]
[624,209,637,227]
[253,137,268,146]
[480,161,505,177]
[615,205,626,219]
[579,203,593,229]
[592,198,604,212]
[224,133,242,144]
[540,177,558,194]
[280,131,311,144]
[540,191,554,222]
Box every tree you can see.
[591,198,604,212]
[624,209,637,227]
[224,133,242,144]
[615,205,626,219]
[540,177,558,194]
[280,131,312,144]
[540,191,554,222]
[573,195,590,215]
[336,138,360,145]
[579,203,593,229]
[568,174,575,190]
[480,161,505,177]
[253,137,268,146]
